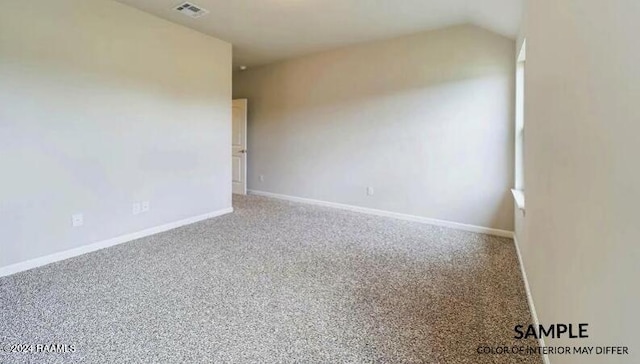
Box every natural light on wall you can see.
[512,40,526,211]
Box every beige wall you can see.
[234,25,515,231]
[518,1,640,362]
[0,0,232,268]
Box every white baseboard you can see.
[248,190,513,238]
[0,207,234,278]
[514,236,551,364]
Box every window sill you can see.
[511,189,525,211]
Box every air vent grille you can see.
[174,2,209,18]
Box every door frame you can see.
[232,98,248,195]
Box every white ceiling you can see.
[115,0,523,68]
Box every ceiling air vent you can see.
[174,2,209,18]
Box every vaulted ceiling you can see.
[115,0,523,68]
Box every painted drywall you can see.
[234,25,515,231]
[0,0,232,269]
[116,0,523,67]
[517,1,640,363]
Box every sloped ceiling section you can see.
[115,0,523,67]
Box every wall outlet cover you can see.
[132,202,142,215]
[141,201,150,212]
[72,213,84,227]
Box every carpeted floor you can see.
[1,195,541,363]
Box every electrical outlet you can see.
[141,201,150,213]
[72,213,83,227]
[132,202,142,215]
[259,175,265,182]
[366,186,374,196]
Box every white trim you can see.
[0,207,234,277]
[511,189,526,211]
[248,190,513,238]
[513,236,551,364]
[518,39,527,63]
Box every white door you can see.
[232,99,248,195]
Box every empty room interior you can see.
[1,1,638,363]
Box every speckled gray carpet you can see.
[1,195,541,363]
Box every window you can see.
[512,40,526,211]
